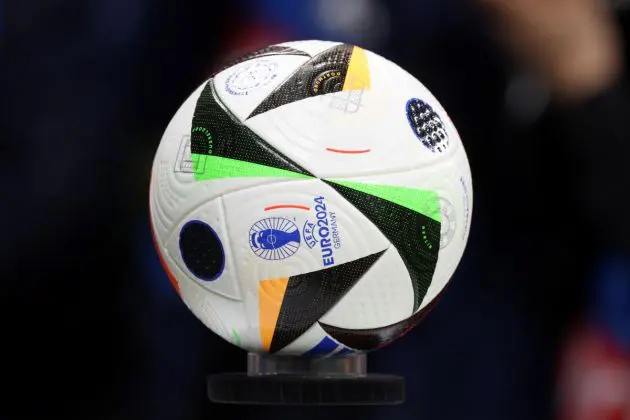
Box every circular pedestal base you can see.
[208,352,404,405]
[207,372,405,405]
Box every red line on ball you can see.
[325,147,371,154]
[264,204,310,211]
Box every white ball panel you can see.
[164,251,247,346]
[320,246,414,329]
[163,197,242,301]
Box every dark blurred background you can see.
[3,0,630,419]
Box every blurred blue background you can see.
[3,1,630,419]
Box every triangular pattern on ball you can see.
[190,80,314,179]
[329,179,441,222]
[324,180,441,311]
[319,288,444,351]
[247,44,371,119]
[266,250,386,353]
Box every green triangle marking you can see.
[192,154,313,181]
[328,179,441,222]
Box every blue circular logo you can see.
[406,98,449,153]
[249,217,301,261]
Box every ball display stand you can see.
[208,352,405,406]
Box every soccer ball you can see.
[149,40,472,356]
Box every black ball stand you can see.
[208,352,405,406]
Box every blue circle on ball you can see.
[179,220,225,281]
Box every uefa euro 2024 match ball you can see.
[149,40,473,356]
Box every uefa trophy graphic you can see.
[149,40,472,405]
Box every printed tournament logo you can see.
[302,196,342,267]
[406,98,450,154]
[249,217,301,261]
[225,60,278,96]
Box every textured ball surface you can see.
[149,40,473,356]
